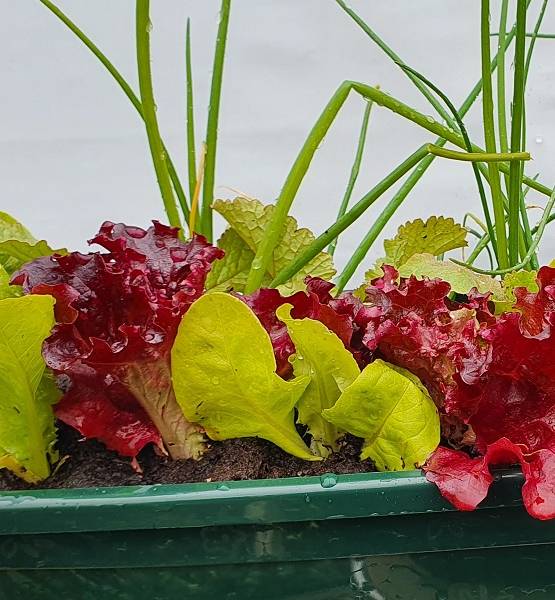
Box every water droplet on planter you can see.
[217,484,230,491]
[320,473,337,488]
[305,494,311,503]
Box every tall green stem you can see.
[507,0,527,265]
[481,0,508,269]
[497,0,510,193]
[328,99,374,256]
[200,0,232,241]
[270,146,429,288]
[136,0,182,231]
[38,0,189,224]
[185,18,197,203]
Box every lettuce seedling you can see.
[171,292,318,460]
[324,359,440,470]
[276,303,360,457]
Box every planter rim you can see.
[0,467,524,536]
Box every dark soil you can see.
[0,422,376,491]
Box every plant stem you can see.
[271,146,429,289]
[186,18,197,204]
[497,0,510,192]
[136,0,182,231]
[453,188,555,276]
[200,0,232,242]
[481,0,509,269]
[519,0,549,269]
[507,0,527,265]
[244,83,351,292]
[328,98,374,256]
[189,143,206,236]
[334,0,457,129]
[38,0,190,224]
[491,32,555,38]
[427,145,530,162]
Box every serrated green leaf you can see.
[276,303,360,457]
[0,295,57,482]
[384,216,468,267]
[171,292,319,461]
[205,229,256,292]
[323,359,440,471]
[398,253,503,297]
[213,197,335,293]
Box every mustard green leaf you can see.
[323,359,440,471]
[171,292,319,460]
[205,228,257,292]
[276,304,360,457]
[213,197,335,293]
[384,216,468,267]
[398,253,503,297]
[0,295,57,482]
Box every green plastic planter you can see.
[1,468,554,599]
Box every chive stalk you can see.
[136,0,182,231]
[328,98,374,256]
[507,0,527,265]
[186,18,197,203]
[481,0,509,269]
[200,0,232,241]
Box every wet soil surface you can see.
[0,422,376,491]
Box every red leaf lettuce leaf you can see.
[12,221,223,460]
[362,265,555,518]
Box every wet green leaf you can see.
[0,295,57,482]
[277,304,360,457]
[171,292,319,460]
[323,359,440,470]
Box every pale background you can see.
[1,1,554,279]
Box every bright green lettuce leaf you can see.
[276,304,360,457]
[398,253,503,297]
[212,197,335,293]
[0,295,58,482]
[0,212,66,274]
[384,216,468,267]
[323,359,440,471]
[171,292,319,460]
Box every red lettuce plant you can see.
[360,265,555,519]
[12,221,223,463]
